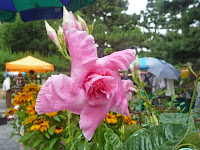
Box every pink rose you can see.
[36,20,136,141]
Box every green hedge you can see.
[0,46,71,73]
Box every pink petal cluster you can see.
[36,7,136,141]
[122,80,135,101]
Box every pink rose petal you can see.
[35,74,86,115]
[111,79,129,116]
[96,49,136,71]
[122,80,134,101]
[65,28,98,85]
[79,103,111,140]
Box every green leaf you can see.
[123,125,143,141]
[120,124,189,150]
[44,132,50,139]
[44,147,49,150]
[180,102,185,106]
[104,125,122,150]
[33,138,43,148]
[37,115,45,119]
[9,131,15,139]
[24,146,32,150]
[16,110,27,120]
[19,132,34,142]
[53,116,60,122]
[181,132,200,149]
[48,125,56,135]
[159,113,196,133]
[70,134,82,150]
[58,115,67,119]
[49,137,58,150]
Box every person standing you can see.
[29,70,36,83]
[3,75,12,108]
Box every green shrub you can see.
[0,46,71,73]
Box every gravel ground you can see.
[0,122,21,150]
[0,99,21,150]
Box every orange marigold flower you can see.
[23,114,38,125]
[30,124,40,131]
[123,114,137,125]
[54,126,63,134]
[45,112,58,118]
[23,83,40,94]
[5,108,17,116]
[116,113,121,117]
[13,92,24,105]
[105,112,118,124]
[30,118,49,132]
[13,92,34,105]
[26,101,36,115]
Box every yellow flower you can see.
[26,101,36,115]
[13,92,24,105]
[122,114,137,125]
[5,108,17,116]
[30,124,40,131]
[54,126,63,134]
[45,112,58,118]
[105,112,118,124]
[23,83,40,94]
[116,113,121,117]
[39,121,50,132]
[130,120,137,125]
[13,91,34,105]
[30,118,49,132]
[23,115,38,125]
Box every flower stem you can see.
[84,139,89,150]
[97,124,101,150]
[187,77,200,123]
[175,143,198,150]
[67,111,74,150]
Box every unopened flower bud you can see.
[134,55,139,70]
[57,26,65,48]
[119,125,125,135]
[150,112,159,127]
[45,21,62,50]
[77,15,89,33]
[62,7,73,31]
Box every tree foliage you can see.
[143,0,200,64]
[0,14,59,55]
[81,0,147,57]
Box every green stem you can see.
[141,85,153,113]
[84,139,89,150]
[59,49,71,61]
[175,143,198,150]
[98,125,101,150]
[67,111,74,150]
[138,94,158,115]
[187,77,200,123]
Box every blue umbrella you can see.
[0,0,96,22]
[132,57,168,70]
[147,64,180,80]
[132,57,180,80]
[3,72,26,77]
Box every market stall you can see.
[6,56,54,73]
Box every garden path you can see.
[0,99,21,150]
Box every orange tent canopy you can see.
[6,56,54,73]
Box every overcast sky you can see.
[127,0,147,14]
